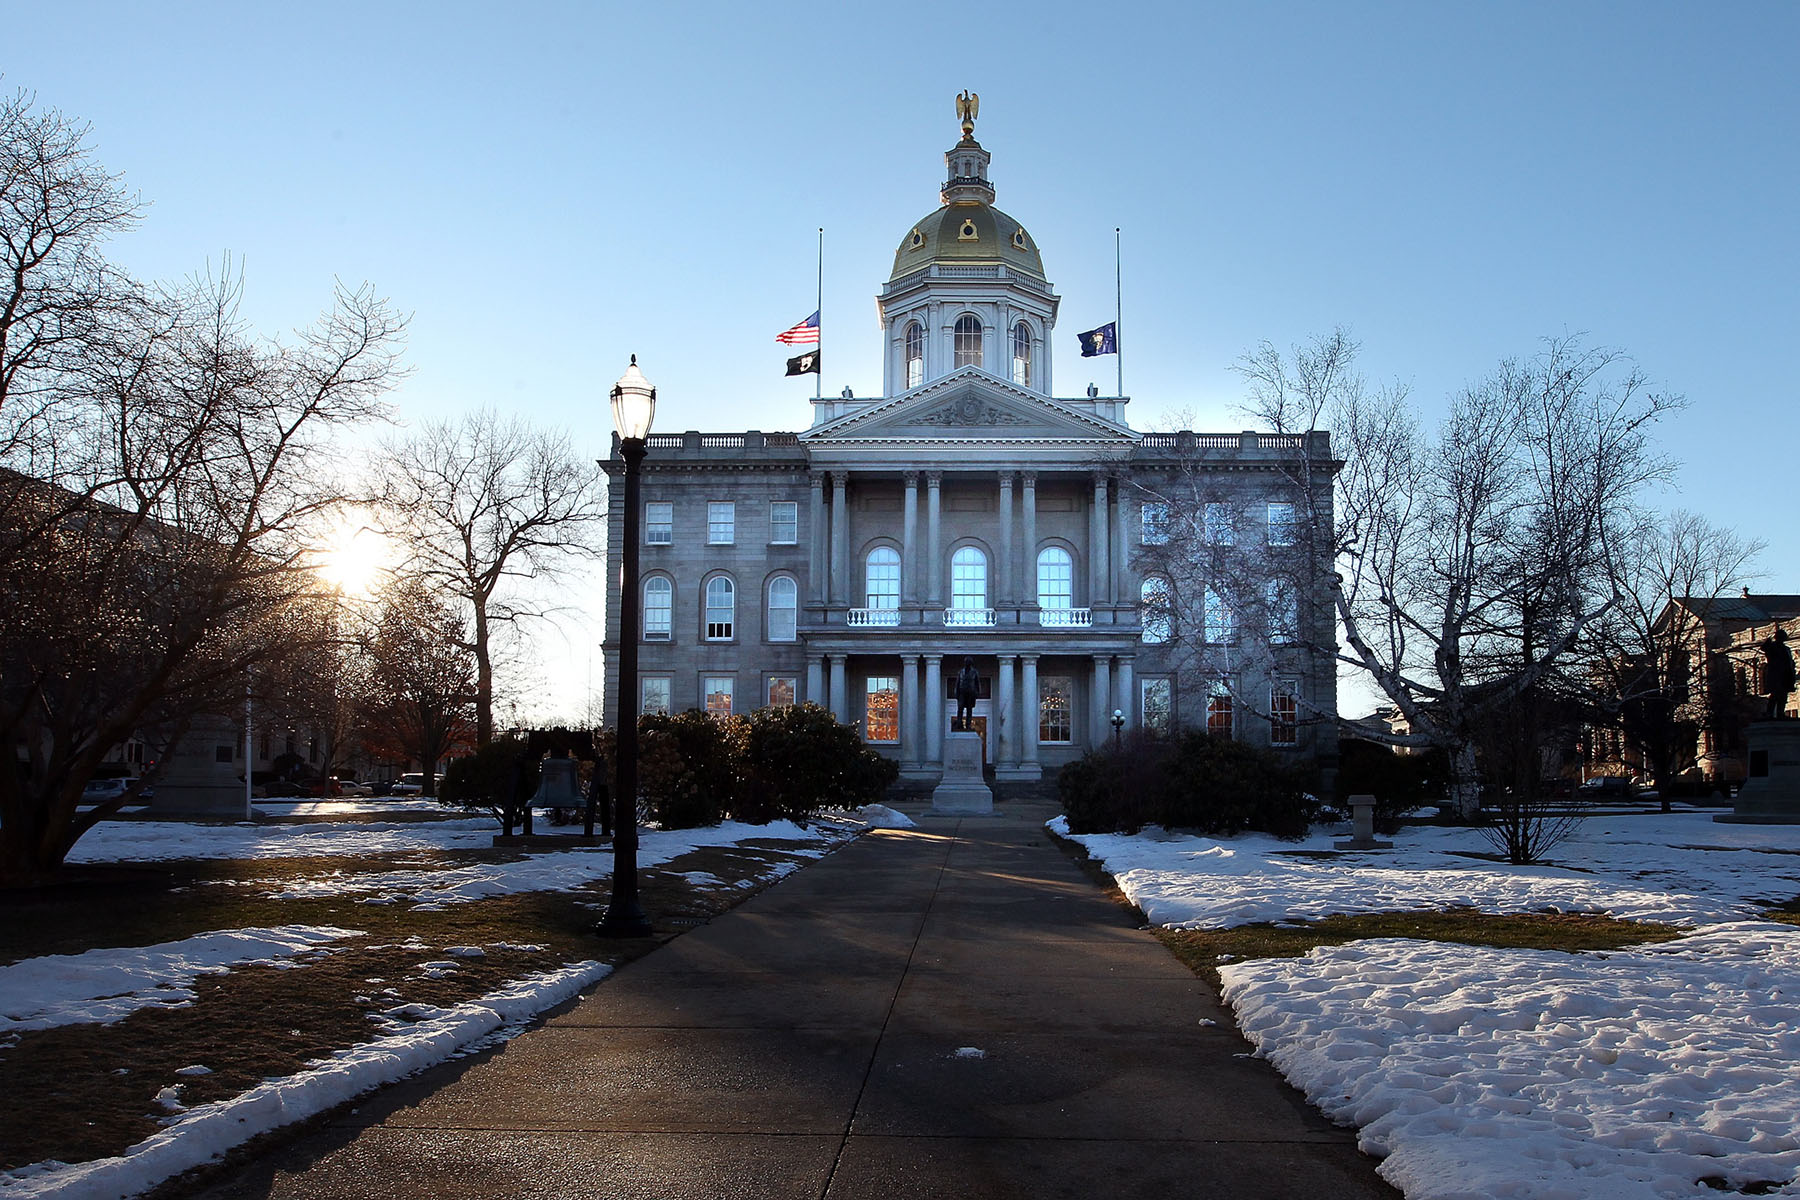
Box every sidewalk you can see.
[191,802,1397,1199]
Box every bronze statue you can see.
[1763,628,1795,719]
[956,90,979,136]
[954,657,980,732]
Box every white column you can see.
[924,653,944,766]
[1113,475,1130,606]
[901,654,920,769]
[1021,472,1038,608]
[1117,656,1135,732]
[902,471,919,607]
[830,471,849,606]
[1021,654,1040,769]
[1092,655,1112,749]
[998,472,1015,608]
[808,473,825,605]
[806,655,823,707]
[1089,472,1109,607]
[926,471,943,610]
[829,654,848,723]
[996,654,1017,768]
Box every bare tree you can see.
[355,580,476,796]
[374,410,606,746]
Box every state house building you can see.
[601,108,1338,784]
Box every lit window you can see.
[1271,681,1299,746]
[708,502,735,545]
[1141,677,1173,736]
[1037,547,1073,611]
[646,502,672,545]
[1204,502,1234,546]
[1267,502,1298,547]
[643,576,672,640]
[1039,676,1073,743]
[954,315,983,368]
[951,546,987,611]
[1141,502,1169,545]
[766,676,796,708]
[866,547,900,609]
[705,676,734,720]
[1267,579,1298,645]
[1203,587,1234,644]
[641,676,671,716]
[1207,679,1233,738]
[1011,321,1032,386]
[1141,576,1172,644]
[769,501,797,544]
[767,576,797,642]
[905,321,924,388]
[865,676,899,743]
[705,576,735,640]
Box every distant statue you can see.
[954,657,980,732]
[956,90,980,134]
[1763,628,1795,719]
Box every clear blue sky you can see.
[16,1,1797,718]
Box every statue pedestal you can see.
[153,716,249,817]
[1716,721,1800,824]
[930,731,993,815]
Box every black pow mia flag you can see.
[785,350,820,376]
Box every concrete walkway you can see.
[193,802,1397,1199]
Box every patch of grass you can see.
[1157,909,1685,991]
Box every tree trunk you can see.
[1447,742,1481,820]
[474,604,493,748]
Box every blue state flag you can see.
[1077,322,1117,357]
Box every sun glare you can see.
[318,522,390,597]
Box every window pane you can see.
[641,677,671,716]
[951,546,987,610]
[646,502,672,545]
[1141,678,1172,735]
[768,576,797,641]
[1141,576,1171,644]
[1271,681,1298,745]
[954,315,982,368]
[1204,502,1234,546]
[708,501,735,544]
[1037,547,1072,609]
[767,676,796,708]
[1207,679,1233,738]
[865,676,899,743]
[1141,502,1169,545]
[705,576,734,640]
[704,677,734,720]
[1204,588,1234,643]
[1267,579,1298,644]
[1039,676,1073,743]
[1267,502,1297,547]
[866,547,900,608]
[1011,322,1031,386]
[769,501,797,544]
[644,576,672,639]
[905,322,924,388]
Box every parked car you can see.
[80,776,139,802]
[336,778,373,798]
[1577,775,1635,799]
[391,773,426,796]
[304,777,343,798]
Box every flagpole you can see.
[815,227,823,402]
[1114,227,1123,398]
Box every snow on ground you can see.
[1061,810,1800,1199]
[0,927,362,1034]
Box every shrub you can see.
[732,702,896,825]
[635,710,735,828]
[1334,739,1447,832]
[1159,732,1319,840]
[1057,731,1159,834]
[438,735,536,834]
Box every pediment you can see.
[803,368,1135,446]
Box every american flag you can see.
[776,311,820,345]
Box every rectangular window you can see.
[708,502,735,545]
[1141,677,1173,736]
[645,501,672,545]
[1270,680,1299,746]
[1204,502,1235,546]
[769,501,797,545]
[641,676,672,716]
[767,676,797,708]
[1267,579,1298,645]
[1204,588,1234,644]
[1039,676,1073,744]
[1207,679,1234,738]
[1266,501,1298,547]
[865,676,899,743]
[215,744,235,763]
[704,676,734,720]
[1141,502,1169,545]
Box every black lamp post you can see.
[598,355,656,939]
[1111,708,1125,751]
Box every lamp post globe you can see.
[1111,708,1124,751]
[598,355,656,940]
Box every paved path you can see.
[193,803,1397,1199]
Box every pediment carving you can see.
[902,397,1031,427]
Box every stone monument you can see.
[152,715,249,816]
[930,731,993,815]
[1716,721,1800,824]
[1334,794,1393,850]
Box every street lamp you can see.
[598,355,656,939]
[1111,708,1125,751]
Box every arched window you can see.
[865,546,900,610]
[1141,576,1171,644]
[643,576,672,641]
[905,321,924,388]
[954,315,983,368]
[704,575,735,641]
[1037,547,1072,611]
[1011,321,1032,386]
[951,546,987,611]
[767,576,797,641]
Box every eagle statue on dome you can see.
[956,90,979,135]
